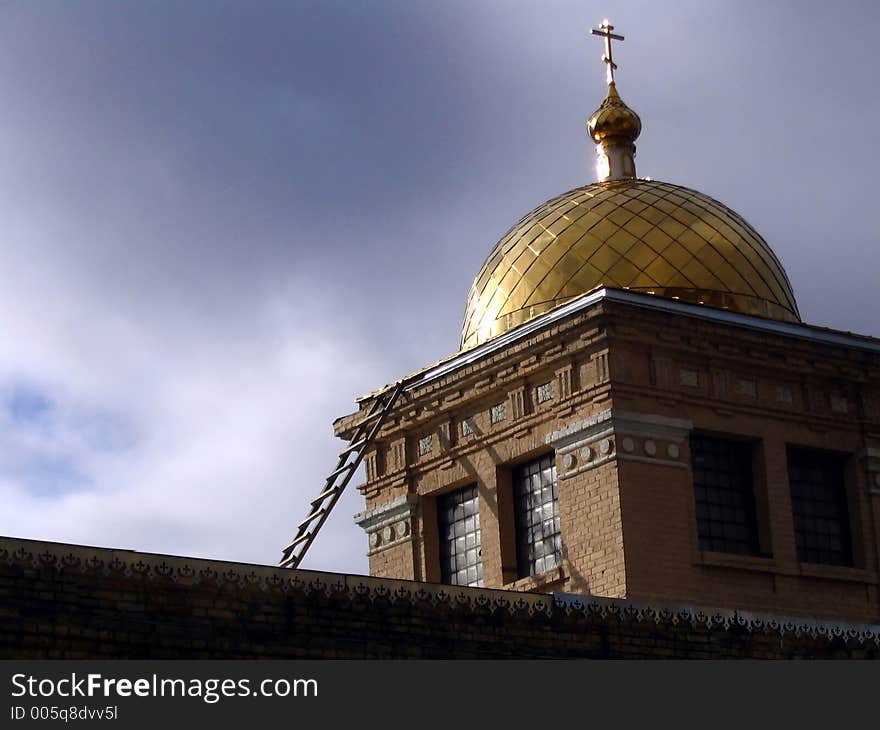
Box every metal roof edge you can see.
[378,288,880,397]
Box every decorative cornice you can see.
[547,409,692,450]
[547,409,692,478]
[3,537,878,647]
[612,410,693,441]
[353,495,419,555]
[546,409,614,451]
[553,593,880,645]
[354,494,419,530]
[393,288,880,400]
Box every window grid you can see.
[690,434,761,556]
[418,435,433,456]
[491,402,507,424]
[536,382,554,404]
[788,447,852,567]
[514,454,562,578]
[438,485,483,587]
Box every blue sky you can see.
[1,0,878,574]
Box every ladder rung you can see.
[340,438,367,455]
[297,508,326,530]
[360,408,385,424]
[290,533,310,548]
[327,461,355,480]
[312,484,341,504]
[281,531,311,555]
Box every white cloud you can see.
[0,240,391,573]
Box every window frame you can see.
[437,483,484,587]
[689,432,767,558]
[786,445,854,568]
[512,453,563,579]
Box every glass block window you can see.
[690,434,760,555]
[460,417,476,437]
[787,447,852,567]
[438,485,483,587]
[490,402,507,424]
[536,382,554,404]
[513,454,562,578]
[418,434,433,457]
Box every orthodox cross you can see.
[590,20,624,84]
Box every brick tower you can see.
[331,22,880,623]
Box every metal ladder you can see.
[278,380,405,569]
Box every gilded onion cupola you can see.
[460,21,800,350]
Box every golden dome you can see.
[461,179,800,349]
[587,81,641,143]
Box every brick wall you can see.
[559,459,625,596]
[2,537,877,659]
[604,301,880,621]
[341,295,880,624]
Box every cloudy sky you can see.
[1,0,878,574]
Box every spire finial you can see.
[591,19,624,85]
[586,19,641,182]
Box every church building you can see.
[5,21,880,660]
[334,22,880,623]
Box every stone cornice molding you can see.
[547,409,693,478]
[353,494,419,555]
[547,409,692,452]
